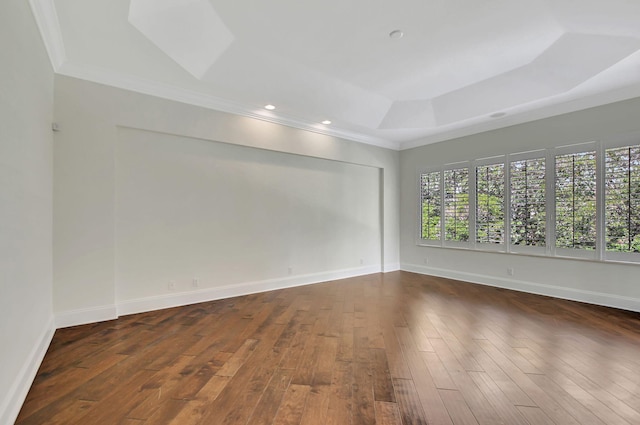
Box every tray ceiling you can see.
[31,0,640,150]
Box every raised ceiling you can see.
[31,0,640,150]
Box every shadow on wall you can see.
[114,127,383,301]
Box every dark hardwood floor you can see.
[16,271,640,424]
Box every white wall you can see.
[53,76,400,325]
[400,97,640,312]
[115,128,381,311]
[0,1,55,423]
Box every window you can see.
[444,167,469,242]
[476,162,505,245]
[555,151,597,250]
[510,157,546,247]
[417,139,640,263]
[605,145,640,253]
[420,171,441,241]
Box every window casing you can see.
[443,165,470,246]
[554,146,597,259]
[420,170,442,242]
[416,136,640,264]
[475,159,505,249]
[509,153,546,254]
[605,144,640,260]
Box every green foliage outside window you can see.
[555,152,597,250]
[606,146,640,252]
[444,168,469,242]
[420,172,441,240]
[418,143,640,259]
[476,164,505,244]
[511,158,546,247]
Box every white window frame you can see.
[417,167,443,246]
[474,156,507,252]
[415,137,640,265]
[601,132,640,263]
[508,150,548,256]
[443,162,472,249]
[552,142,599,260]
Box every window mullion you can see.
[596,142,605,260]
[628,148,632,251]
[440,169,445,246]
[419,141,640,262]
[505,155,512,253]
[546,150,556,256]
[469,163,477,249]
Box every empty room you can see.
[2,0,640,424]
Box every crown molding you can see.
[57,61,400,150]
[26,0,640,154]
[28,0,400,151]
[28,0,66,71]
[399,81,640,151]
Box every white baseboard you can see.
[55,304,118,329]
[117,265,382,317]
[401,263,640,313]
[0,316,55,425]
[383,263,401,272]
[55,266,383,325]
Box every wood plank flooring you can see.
[16,271,640,424]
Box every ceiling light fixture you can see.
[490,112,507,118]
[264,104,276,110]
[389,30,404,40]
[321,120,332,125]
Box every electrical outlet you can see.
[192,278,199,288]
[168,281,175,290]
[360,258,364,265]
[423,257,429,264]
[507,267,515,276]
[288,267,293,275]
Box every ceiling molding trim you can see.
[399,82,640,150]
[28,0,66,71]
[28,0,399,150]
[56,61,400,151]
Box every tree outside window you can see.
[605,145,640,252]
[476,163,504,244]
[555,152,597,250]
[511,158,546,247]
[444,168,469,242]
[420,171,441,241]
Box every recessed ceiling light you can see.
[490,112,507,118]
[264,104,276,110]
[321,120,332,125]
[389,30,404,40]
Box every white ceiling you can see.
[31,0,640,150]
